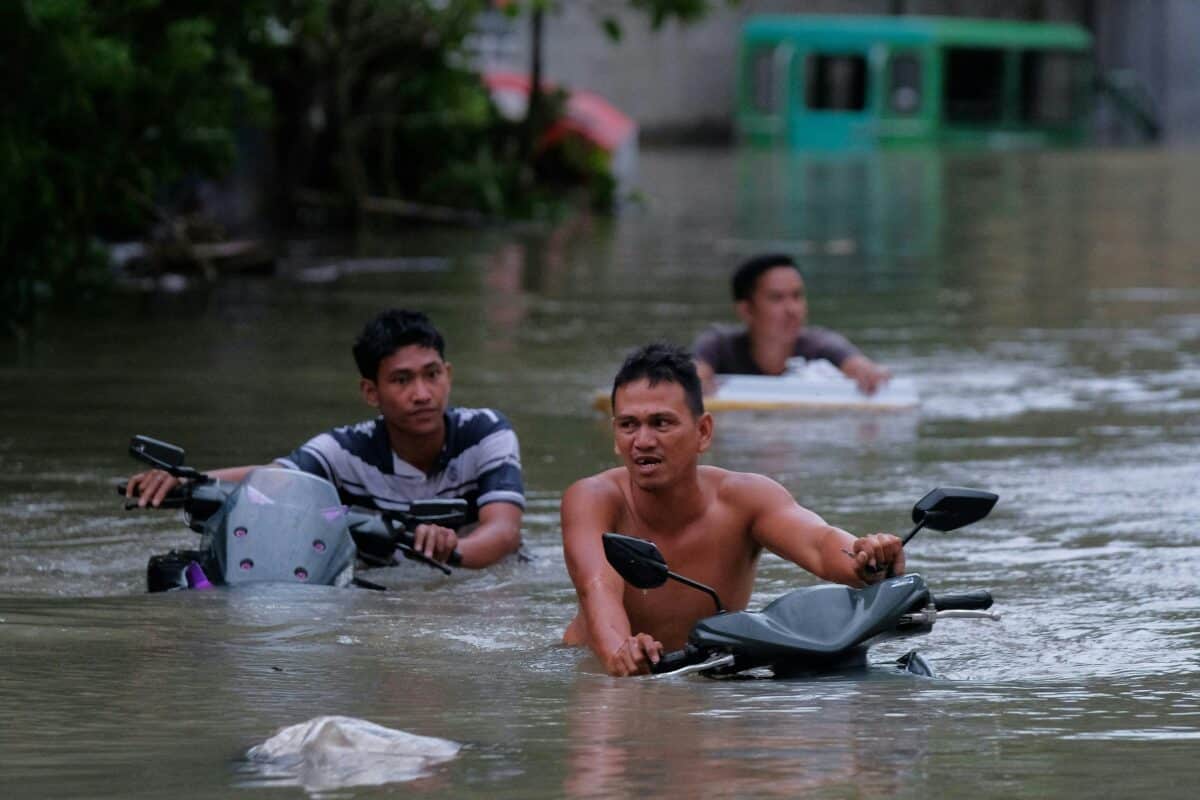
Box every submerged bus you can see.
[738,15,1095,150]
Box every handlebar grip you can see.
[932,590,993,611]
[393,528,463,570]
[650,646,702,675]
[116,482,188,509]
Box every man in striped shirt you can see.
[125,309,524,568]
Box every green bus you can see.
[738,15,1095,150]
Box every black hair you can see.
[731,253,801,302]
[352,309,446,380]
[611,342,705,418]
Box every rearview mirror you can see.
[129,435,186,471]
[912,487,998,532]
[602,533,669,589]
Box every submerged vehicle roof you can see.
[743,14,1092,50]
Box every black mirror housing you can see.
[912,487,998,532]
[129,435,187,470]
[602,533,669,589]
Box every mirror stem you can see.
[901,520,926,546]
[667,571,724,613]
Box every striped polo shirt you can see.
[275,407,524,523]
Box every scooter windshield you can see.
[212,468,356,586]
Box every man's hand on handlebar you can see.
[410,523,459,564]
[604,633,663,677]
[850,533,906,584]
[124,469,184,508]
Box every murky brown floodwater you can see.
[3,146,1200,798]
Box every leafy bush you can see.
[1,1,724,331]
[0,1,268,328]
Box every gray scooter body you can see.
[688,575,932,674]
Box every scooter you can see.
[119,435,466,592]
[602,487,1002,679]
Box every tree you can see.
[245,1,496,221]
[0,1,269,330]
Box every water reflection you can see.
[3,148,1200,797]
[708,409,919,481]
[563,675,927,798]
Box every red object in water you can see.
[482,71,637,154]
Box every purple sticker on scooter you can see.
[246,486,275,506]
[320,505,348,521]
[185,561,214,590]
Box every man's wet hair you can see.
[353,309,446,380]
[611,343,705,418]
[731,253,801,302]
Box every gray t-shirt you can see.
[691,324,860,375]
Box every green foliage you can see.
[244,0,506,216]
[629,0,726,29]
[582,0,739,41]
[2,0,734,332]
[0,0,270,328]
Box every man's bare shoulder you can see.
[562,469,626,518]
[565,468,625,496]
[700,466,791,508]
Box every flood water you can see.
[2,147,1199,798]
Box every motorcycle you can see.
[119,435,467,592]
[602,487,1002,679]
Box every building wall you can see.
[1165,1,1200,140]
[1090,0,1200,144]
[481,0,1194,144]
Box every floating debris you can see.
[245,715,460,792]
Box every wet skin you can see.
[561,378,904,676]
[739,265,808,351]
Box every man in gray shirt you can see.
[692,254,890,394]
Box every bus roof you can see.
[743,14,1092,51]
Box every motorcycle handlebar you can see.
[349,513,462,570]
[115,482,189,509]
[932,590,993,611]
[393,528,463,567]
[650,645,703,675]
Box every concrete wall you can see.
[479,0,1196,144]
[1090,0,1200,144]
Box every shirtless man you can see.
[561,343,905,676]
[692,253,890,395]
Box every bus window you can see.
[805,54,867,111]
[889,54,922,114]
[1021,51,1084,124]
[944,48,1005,123]
[748,48,778,113]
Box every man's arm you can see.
[694,358,718,396]
[805,327,890,395]
[839,354,891,395]
[691,328,723,396]
[449,416,526,568]
[448,501,521,568]
[742,476,905,586]
[561,477,662,676]
[124,465,261,507]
